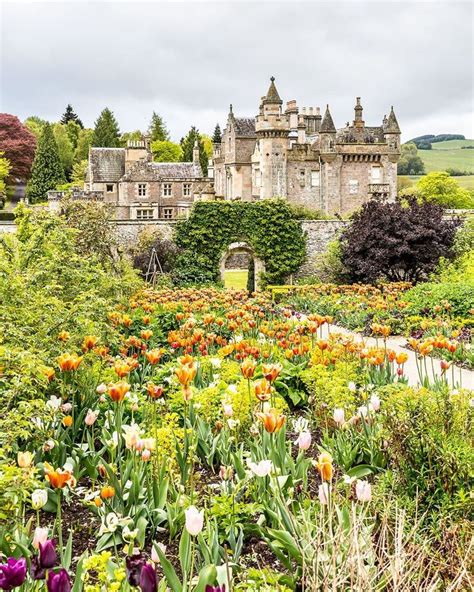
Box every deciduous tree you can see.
[74,128,94,162]
[405,171,474,209]
[53,123,74,179]
[26,123,65,203]
[0,114,37,181]
[92,108,120,147]
[397,143,425,175]
[151,140,182,162]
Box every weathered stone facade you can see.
[211,78,401,216]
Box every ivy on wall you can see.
[173,199,307,286]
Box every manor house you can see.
[210,77,401,215]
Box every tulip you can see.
[43,367,55,382]
[316,451,333,482]
[17,451,33,468]
[126,554,146,587]
[46,568,71,592]
[57,353,83,372]
[295,431,312,451]
[33,527,49,549]
[141,449,151,462]
[107,381,130,403]
[261,363,282,383]
[100,486,115,499]
[44,463,75,489]
[113,360,132,378]
[62,415,73,428]
[146,383,164,399]
[151,542,167,564]
[82,335,98,352]
[241,358,257,379]
[256,408,286,433]
[248,459,272,477]
[253,378,272,402]
[96,383,107,394]
[139,563,157,592]
[205,586,226,592]
[222,403,233,417]
[31,489,48,510]
[39,540,57,568]
[333,408,345,425]
[85,409,99,426]
[145,349,162,365]
[57,331,70,342]
[175,363,197,387]
[141,329,154,341]
[318,482,329,505]
[0,557,27,589]
[185,506,204,536]
[369,394,380,411]
[355,480,372,502]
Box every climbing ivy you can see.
[173,199,307,286]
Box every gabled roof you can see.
[233,117,256,137]
[149,162,203,179]
[320,106,336,133]
[385,107,401,133]
[89,148,125,182]
[262,76,283,105]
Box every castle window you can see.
[106,184,114,193]
[162,184,172,197]
[183,183,192,197]
[163,207,173,219]
[137,183,147,197]
[371,166,382,183]
[349,180,359,194]
[311,171,320,187]
[136,208,154,220]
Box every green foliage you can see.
[151,140,183,162]
[0,151,11,196]
[148,111,169,142]
[402,171,474,209]
[26,122,65,203]
[65,120,82,150]
[402,281,474,316]
[61,104,83,128]
[300,239,349,284]
[53,122,74,178]
[120,130,143,147]
[180,126,208,175]
[287,203,327,220]
[173,200,307,286]
[74,128,94,162]
[92,107,120,147]
[212,124,222,144]
[71,159,88,185]
[398,143,425,175]
[24,115,48,139]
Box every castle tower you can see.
[320,105,336,153]
[353,97,365,129]
[255,77,290,199]
[384,106,401,153]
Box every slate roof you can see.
[336,125,385,144]
[89,148,125,182]
[149,162,203,178]
[263,76,283,105]
[233,117,256,137]
[320,106,336,133]
[385,107,401,133]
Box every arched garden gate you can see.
[218,241,265,291]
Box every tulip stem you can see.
[57,490,63,564]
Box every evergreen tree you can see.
[212,123,222,144]
[92,108,120,147]
[26,123,65,203]
[61,104,83,128]
[180,126,208,175]
[148,111,169,142]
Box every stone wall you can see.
[113,220,176,248]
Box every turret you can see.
[384,106,401,153]
[320,105,336,153]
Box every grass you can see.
[224,269,248,290]
[418,139,474,174]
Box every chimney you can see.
[297,115,306,144]
[193,139,200,164]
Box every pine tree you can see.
[26,122,65,203]
[148,111,169,142]
[92,108,121,147]
[212,123,222,144]
[180,126,208,175]
[61,104,83,128]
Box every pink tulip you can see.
[370,394,381,411]
[295,431,312,451]
[141,449,151,462]
[33,527,49,549]
[96,383,107,394]
[222,404,233,417]
[185,506,204,536]
[248,459,272,477]
[355,480,372,502]
[318,482,329,505]
[333,408,345,425]
[85,409,98,426]
[150,542,166,564]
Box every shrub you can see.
[402,282,474,317]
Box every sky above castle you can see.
[1,0,473,143]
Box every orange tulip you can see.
[256,408,286,433]
[241,358,257,379]
[107,381,130,402]
[58,330,70,342]
[316,452,333,482]
[175,363,197,387]
[395,352,408,365]
[57,353,83,372]
[146,349,162,365]
[62,415,73,427]
[261,363,282,383]
[43,367,55,382]
[82,335,98,352]
[140,329,153,340]
[44,462,75,489]
[113,360,132,378]
[100,485,115,499]
[254,378,272,402]
[147,383,164,399]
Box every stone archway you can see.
[219,241,265,291]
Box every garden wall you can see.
[112,218,346,277]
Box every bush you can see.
[132,228,181,279]
[402,281,474,317]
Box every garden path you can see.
[317,323,474,389]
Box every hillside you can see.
[419,138,474,174]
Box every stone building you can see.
[210,77,401,215]
[49,139,213,220]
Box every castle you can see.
[211,77,401,215]
[48,77,401,219]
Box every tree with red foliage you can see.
[0,114,37,181]
[340,197,461,283]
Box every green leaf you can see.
[179,528,191,577]
[154,544,183,592]
[194,564,217,592]
[346,465,374,479]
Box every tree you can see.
[71,159,88,186]
[151,140,182,162]
[212,123,222,143]
[0,152,11,206]
[397,143,425,175]
[60,104,83,128]
[53,123,74,179]
[26,123,65,203]
[201,134,213,158]
[180,126,208,175]
[120,130,143,147]
[340,198,461,283]
[24,116,48,140]
[148,111,169,142]
[133,230,180,277]
[74,128,94,162]
[407,171,474,209]
[66,120,82,150]
[0,114,37,181]
[92,108,120,147]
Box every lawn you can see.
[224,268,248,289]
[419,139,474,173]
[398,174,474,191]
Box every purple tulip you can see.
[0,557,27,590]
[126,553,146,587]
[30,556,46,581]
[39,540,57,568]
[139,563,157,592]
[46,569,71,592]
[205,586,226,592]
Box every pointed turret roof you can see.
[262,76,283,105]
[320,105,336,133]
[385,106,401,133]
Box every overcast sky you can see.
[1,1,473,142]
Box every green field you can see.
[419,139,474,173]
[224,269,248,289]
[399,174,474,191]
